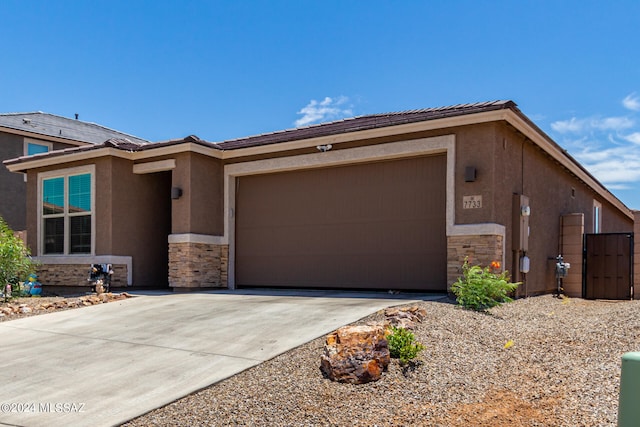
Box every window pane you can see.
[70,215,91,254]
[43,177,64,215]
[28,143,49,156]
[44,217,64,254]
[69,174,91,213]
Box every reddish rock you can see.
[384,306,427,329]
[320,324,390,384]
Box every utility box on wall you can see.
[512,193,530,291]
[513,194,530,252]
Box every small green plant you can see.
[451,257,520,311]
[0,216,37,302]
[387,326,425,365]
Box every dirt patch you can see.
[438,388,562,426]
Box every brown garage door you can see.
[235,154,447,290]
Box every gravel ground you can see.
[122,295,639,427]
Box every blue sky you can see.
[1,1,639,207]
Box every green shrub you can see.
[451,257,520,311]
[387,326,425,365]
[0,216,37,301]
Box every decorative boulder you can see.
[320,324,390,384]
[384,306,426,329]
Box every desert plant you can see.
[451,258,520,311]
[387,326,425,365]
[0,216,37,301]
[451,257,520,311]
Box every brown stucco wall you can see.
[109,157,172,287]
[171,152,223,235]
[16,118,635,294]
[487,122,633,295]
[222,122,633,295]
[0,132,26,230]
[24,156,172,287]
[0,131,76,231]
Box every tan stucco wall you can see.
[171,152,223,235]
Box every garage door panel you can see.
[236,155,446,290]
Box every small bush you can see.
[451,257,520,311]
[0,216,37,301]
[387,326,425,365]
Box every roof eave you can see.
[0,125,94,147]
[504,109,633,220]
[4,106,632,220]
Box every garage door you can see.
[235,154,447,290]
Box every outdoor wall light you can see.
[171,187,183,200]
[521,205,531,216]
[464,166,477,182]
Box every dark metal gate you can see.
[583,233,634,300]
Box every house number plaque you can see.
[463,195,482,209]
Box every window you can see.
[24,139,52,156]
[24,139,52,181]
[593,200,602,234]
[39,166,94,255]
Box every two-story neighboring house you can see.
[0,112,149,233]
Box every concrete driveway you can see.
[0,289,441,427]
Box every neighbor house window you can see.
[26,142,51,156]
[39,166,94,255]
[593,200,602,234]
[24,139,52,181]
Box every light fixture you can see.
[521,205,531,216]
[171,187,183,200]
[464,166,477,182]
[316,144,332,152]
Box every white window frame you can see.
[593,200,602,234]
[37,165,96,256]
[23,138,53,182]
[24,138,53,157]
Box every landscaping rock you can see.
[384,305,426,329]
[320,324,390,384]
[0,292,135,322]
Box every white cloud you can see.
[294,96,353,127]
[591,116,634,131]
[551,117,585,133]
[549,99,640,206]
[623,93,640,111]
[573,146,640,185]
[624,132,640,144]
[551,116,634,134]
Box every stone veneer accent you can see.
[36,264,128,288]
[169,242,229,288]
[447,234,504,288]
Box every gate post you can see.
[560,213,584,297]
